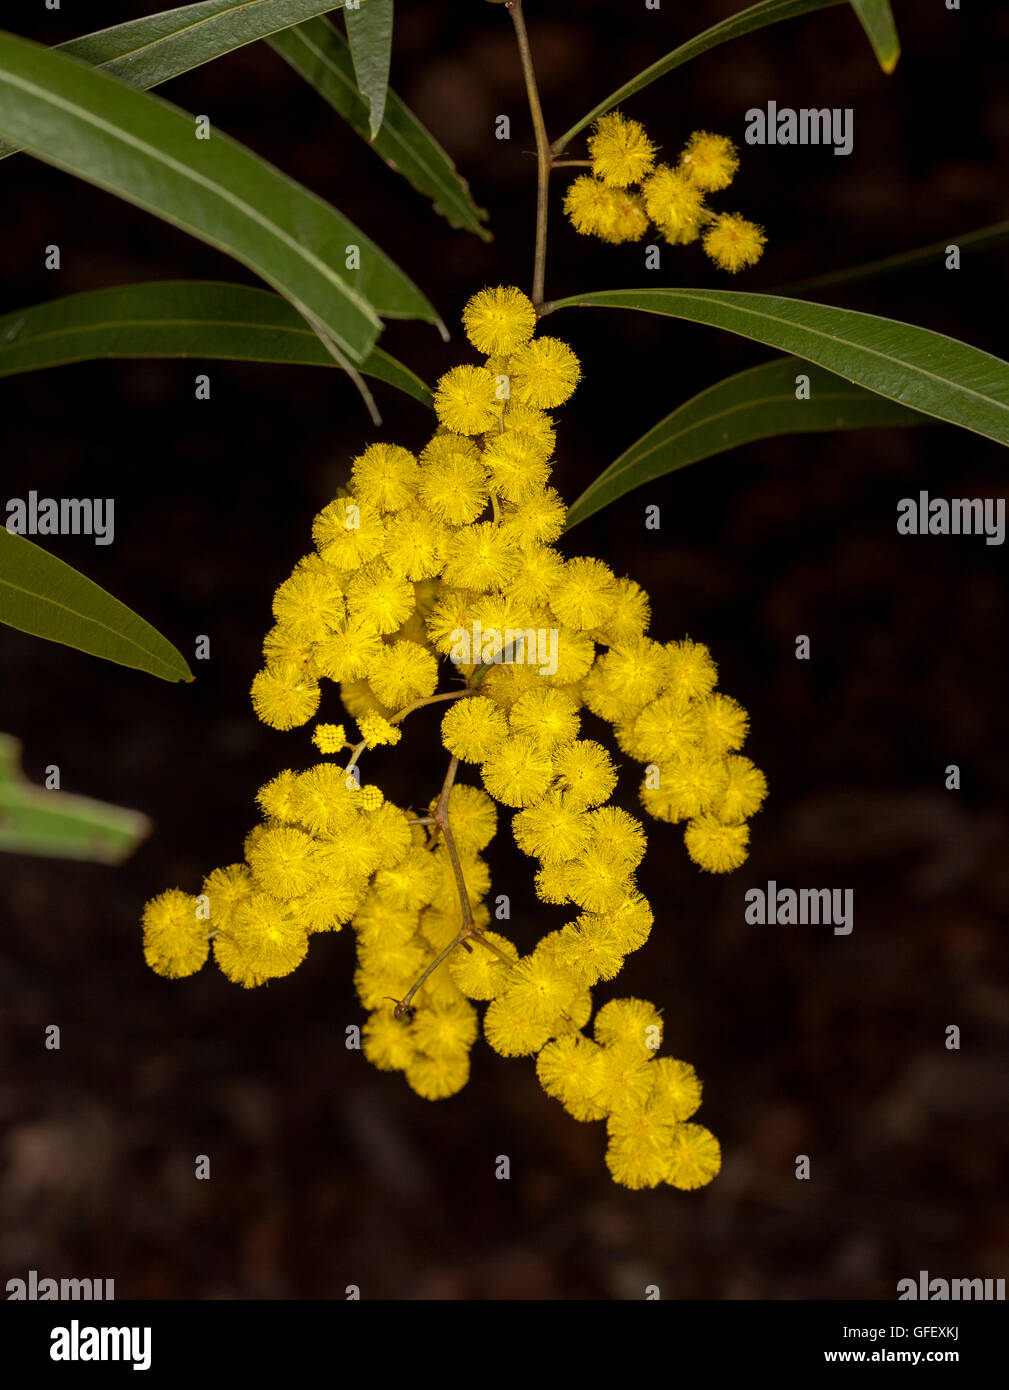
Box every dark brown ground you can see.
[1,0,1007,1299]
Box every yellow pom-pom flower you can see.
[363,1005,417,1071]
[247,825,321,898]
[508,687,581,752]
[664,1122,722,1190]
[201,864,253,932]
[251,662,321,730]
[442,521,519,591]
[312,496,387,570]
[536,1036,607,1122]
[683,814,749,872]
[703,211,766,273]
[649,1057,702,1123]
[271,568,344,645]
[664,638,718,700]
[368,640,439,709]
[441,696,509,763]
[594,997,662,1056]
[506,338,581,409]
[715,754,768,823]
[588,111,656,187]
[447,930,517,1000]
[228,892,310,981]
[605,1104,680,1189]
[550,556,617,630]
[418,435,489,525]
[293,763,359,835]
[563,175,624,241]
[680,130,739,191]
[346,562,415,634]
[462,285,537,355]
[434,364,502,435]
[350,442,420,513]
[256,768,301,823]
[480,733,555,808]
[553,739,617,810]
[642,165,708,240]
[482,429,551,503]
[405,1050,470,1100]
[141,889,208,979]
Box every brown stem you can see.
[393,755,479,1017]
[506,0,551,307]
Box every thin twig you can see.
[507,0,551,306]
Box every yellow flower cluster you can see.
[140,285,767,1191]
[563,111,766,272]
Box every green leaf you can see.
[0,0,355,161]
[777,220,1009,294]
[552,0,848,153]
[545,288,1009,448]
[0,529,193,683]
[269,16,490,240]
[849,0,900,73]
[345,0,393,140]
[564,357,926,530]
[0,29,441,362]
[0,733,150,862]
[0,282,432,405]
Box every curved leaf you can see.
[0,29,441,362]
[777,220,1009,294]
[345,0,392,140]
[0,734,149,863]
[564,357,926,530]
[270,16,490,240]
[0,529,193,682]
[552,0,847,153]
[850,0,900,74]
[545,288,1009,447]
[0,282,432,404]
[0,0,353,161]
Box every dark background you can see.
[2,0,1007,1299]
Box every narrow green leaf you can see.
[545,288,1009,447]
[270,17,490,240]
[552,0,848,154]
[849,0,900,73]
[345,0,393,140]
[0,29,441,361]
[0,0,354,161]
[0,733,150,862]
[0,282,432,405]
[564,357,925,530]
[777,220,1009,295]
[0,529,193,683]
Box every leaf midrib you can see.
[0,63,381,330]
[80,0,304,70]
[565,289,1009,417]
[0,570,180,675]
